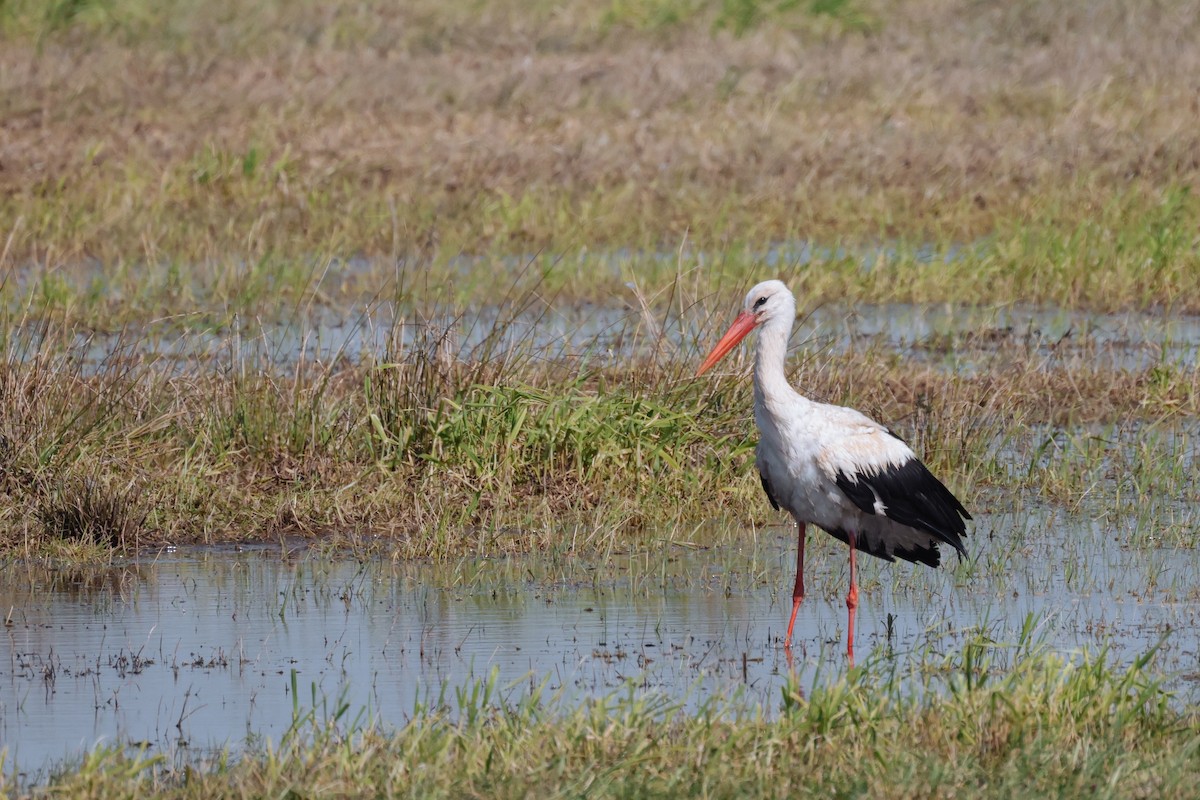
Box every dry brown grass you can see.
[3,0,1199,266]
[0,316,1192,557]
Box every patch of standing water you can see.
[4,498,1200,784]
[12,301,1200,376]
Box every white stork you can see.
[697,280,970,665]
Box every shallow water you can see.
[10,293,1200,378]
[5,499,1200,783]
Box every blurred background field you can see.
[2,0,1199,316]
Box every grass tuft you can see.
[36,476,148,549]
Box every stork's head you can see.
[741,279,795,327]
[696,279,795,376]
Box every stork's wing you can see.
[758,465,781,511]
[833,455,970,559]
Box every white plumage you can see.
[698,280,970,664]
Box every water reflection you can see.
[7,298,1200,380]
[4,502,1200,782]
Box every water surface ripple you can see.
[4,501,1200,782]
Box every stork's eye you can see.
[753,296,767,310]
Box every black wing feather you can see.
[826,526,942,568]
[834,458,970,559]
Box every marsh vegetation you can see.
[3,0,1200,795]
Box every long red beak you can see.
[696,310,758,376]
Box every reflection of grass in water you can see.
[26,639,1191,797]
[9,480,1197,797]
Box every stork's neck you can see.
[754,314,803,405]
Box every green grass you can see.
[5,253,1200,559]
[13,642,1197,798]
[2,274,1199,559]
[3,0,1200,318]
[4,185,1199,326]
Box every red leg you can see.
[784,523,806,649]
[846,529,859,667]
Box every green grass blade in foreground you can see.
[21,641,1200,798]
